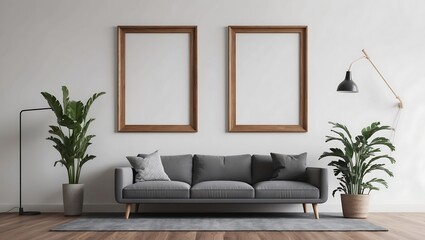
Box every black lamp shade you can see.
[337,71,358,92]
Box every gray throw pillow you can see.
[126,150,170,182]
[192,154,252,185]
[270,152,307,181]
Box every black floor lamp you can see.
[19,107,51,215]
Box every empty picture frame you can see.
[228,26,308,132]
[117,26,198,132]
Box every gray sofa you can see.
[115,154,328,219]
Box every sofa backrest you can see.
[192,154,252,185]
[138,154,193,185]
[251,154,274,184]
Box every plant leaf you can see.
[41,92,63,119]
[62,86,69,112]
[80,154,96,167]
[83,92,105,121]
[66,101,85,124]
[54,160,67,167]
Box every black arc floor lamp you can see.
[337,49,404,109]
[19,107,51,215]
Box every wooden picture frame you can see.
[228,26,308,132]
[117,26,198,132]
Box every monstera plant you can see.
[41,86,105,215]
[319,122,395,218]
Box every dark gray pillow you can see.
[270,152,307,181]
[252,154,274,184]
[127,150,170,182]
[193,154,252,185]
[138,154,193,185]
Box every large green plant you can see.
[319,122,396,196]
[41,86,105,184]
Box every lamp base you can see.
[19,208,41,215]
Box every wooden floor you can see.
[1,213,425,240]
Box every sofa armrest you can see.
[115,167,133,203]
[306,167,328,202]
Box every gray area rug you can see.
[51,213,387,232]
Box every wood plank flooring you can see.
[1,213,425,240]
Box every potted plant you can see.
[319,122,395,218]
[41,86,105,216]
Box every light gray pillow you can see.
[270,152,307,181]
[127,150,170,182]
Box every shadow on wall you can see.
[224,26,229,132]
[0,115,19,165]
[81,162,128,205]
[2,112,60,204]
[111,26,118,133]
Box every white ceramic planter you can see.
[62,184,84,216]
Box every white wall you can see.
[1,0,424,213]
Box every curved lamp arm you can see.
[348,55,366,71]
[360,49,403,108]
[348,49,404,108]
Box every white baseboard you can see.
[2,203,425,213]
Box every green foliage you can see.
[41,86,105,184]
[319,122,395,196]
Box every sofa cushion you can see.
[270,152,307,181]
[193,154,252,185]
[138,154,193,185]
[191,181,254,198]
[127,151,170,182]
[254,181,319,199]
[252,155,274,184]
[123,181,190,199]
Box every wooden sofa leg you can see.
[125,203,131,219]
[302,203,307,213]
[312,203,319,219]
[135,203,140,213]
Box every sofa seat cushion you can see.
[123,181,190,199]
[254,181,319,199]
[191,181,254,199]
